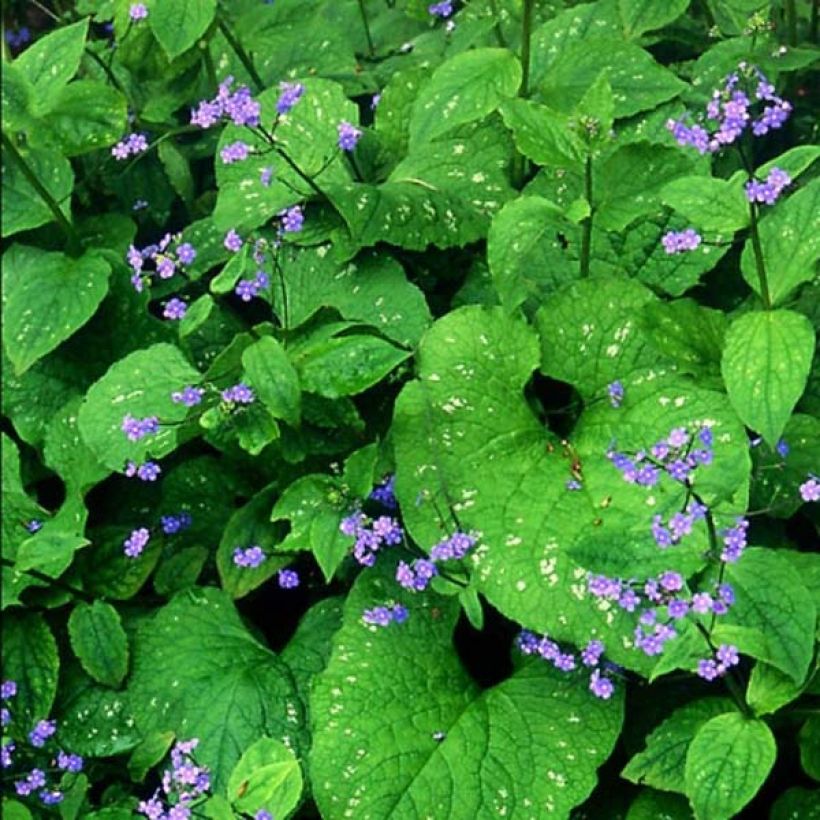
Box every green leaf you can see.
[721,309,814,446]
[1,147,74,238]
[741,178,820,306]
[35,80,127,156]
[537,39,686,119]
[619,0,691,38]
[800,715,820,781]
[67,601,129,688]
[713,548,816,684]
[242,336,301,426]
[154,546,209,596]
[13,18,89,109]
[310,566,623,818]
[2,245,110,374]
[487,196,578,313]
[661,175,749,233]
[595,143,694,231]
[1,800,32,820]
[292,333,409,398]
[148,0,216,59]
[536,277,660,398]
[770,787,820,820]
[128,587,303,790]
[78,343,200,471]
[622,698,734,793]
[575,73,615,140]
[158,140,195,206]
[747,661,810,717]
[409,48,521,147]
[227,738,303,818]
[127,730,175,783]
[1,611,59,722]
[684,713,775,820]
[626,789,693,820]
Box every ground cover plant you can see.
[1,0,819,817]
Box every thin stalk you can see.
[785,0,798,46]
[0,557,93,602]
[693,620,752,717]
[2,131,81,255]
[357,0,376,57]
[579,153,593,278]
[216,17,264,92]
[271,253,290,333]
[275,147,329,201]
[488,0,507,47]
[84,46,127,96]
[511,0,535,187]
[748,201,772,309]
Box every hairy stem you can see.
[217,17,264,92]
[357,0,376,57]
[579,153,594,278]
[2,130,82,255]
[748,200,772,309]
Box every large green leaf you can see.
[500,98,585,168]
[310,567,623,819]
[713,548,816,685]
[67,601,129,689]
[721,309,814,446]
[622,698,734,793]
[242,336,301,426]
[148,0,217,59]
[128,588,303,790]
[684,713,775,820]
[13,18,88,110]
[740,178,820,306]
[662,176,749,233]
[227,738,303,819]
[1,147,74,238]
[618,0,691,37]
[78,343,200,471]
[2,245,110,374]
[408,48,521,147]
[747,661,811,717]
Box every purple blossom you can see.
[278,569,300,588]
[260,166,274,187]
[233,546,266,568]
[775,438,789,458]
[691,592,713,613]
[589,669,615,699]
[716,643,740,668]
[697,659,720,680]
[156,256,176,279]
[191,77,260,129]
[337,121,362,151]
[176,243,197,265]
[608,380,624,408]
[369,474,397,508]
[1,681,16,699]
[160,513,192,535]
[581,640,605,667]
[720,517,748,563]
[371,93,381,110]
[372,516,403,545]
[235,278,261,302]
[221,383,255,404]
[224,229,243,252]
[129,3,148,21]
[163,298,187,320]
[587,573,622,600]
[659,571,683,592]
[662,228,702,255]
[516,630,540,654]
[565,479,582,491]
[25,519,42,533]
[618,588,640,612]
[124,527,151,558]
[136,461,161,482]
[220,140,251,165]
[429,0,454,17]
[667,599,689,619]
[111,132,148,160]
[745,167,791,205]
[56,751,84,773]
[799,476,819,502]
[121,414,159,441]
[40,789,65,805]
[362,604,407,627]
[172,386,205,407]
[256,812,273,820]
[29,720,57,748]
[276,82,305,115]
[280,205,304,233]
[2,741,15,768]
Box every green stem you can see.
[693,621,752,717]
[357,0,376,57]
[84,46,127,96]
[216,17,264,92]
[0,557,93,602]
[511,0,535,187]
[275,147,329,201]
[748,201,772,309]
[488,0,507,47]
[785,0,798,46]
[579,153,593,278]
[2,130,82,256]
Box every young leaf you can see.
[721,309,814,446]
[242,336,301,426]
[661,176,749,233]
[68,601,129,688]
[148,0,217,60]
[409,48,521,148]
[684,713,776,820]
[499,98,585,167]
[2,245,110,374]
[227,738,303,819]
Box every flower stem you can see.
[579,153,594,278]
[1,130,82,256]
[357,0,376,57]
[748,201,772,309]
[0,557,93,602]
[216,17,264,92]
[693,620,751,717]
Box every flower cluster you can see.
[276,81,305,115]
[125,460,162,482]
[122,413,160,442]
[163,297,188,320]
[221,383,255,405]
[4,27,31,49]
[172,386,205,407]
[124,527,151,558]
[745,167,790,205]
[224,229,243,252]
[369,474,398,509]
[396,531,476,592]
[362,603,409,627]
[661,228,702,255]
[651,499,708,549]
[220,140,251,165]
[517,633,617,699]
[428,1,454,17]
[233,545,266,568]
[666,65,791,154]
[191,76,260,129]
[126,234,197,292]
[278,569,300,589]
[337,121,362,152]
[2,681,84,806]
[280,204,304,234]
[137,738,210,819]
[697,643,740,681]
[235,271,270,302]
[112,132,149,160]
[339,511,404,566]
[160,512,193,535]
